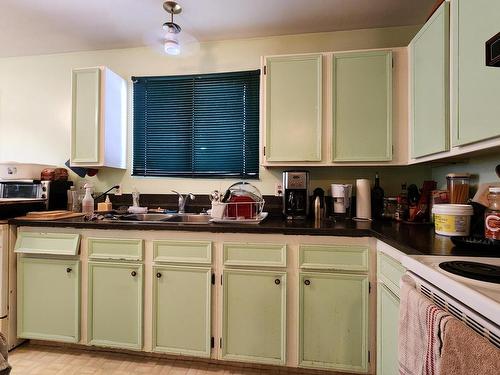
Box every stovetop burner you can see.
[439,261,500,284]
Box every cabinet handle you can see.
[274,279,281,285]
[66,268,72,273]
[131,271,137,277]
[304,279,311,286]
[156,272,162,278]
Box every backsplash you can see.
[431,154,499,190]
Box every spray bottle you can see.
[82,183,94,218]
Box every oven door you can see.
[0,181,42,199]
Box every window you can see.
[132,70,260,178]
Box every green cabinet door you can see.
[377,284,400,375]
[265,54,322,162]
[71,67,101,164]
[411,2,450,158]
[299,272,368,372]
[88,262,143,350]
[222,270,286,365]
[17,258,80,343]
[153,266,211,357]
[453,0,500,145]
[332,51,392,161]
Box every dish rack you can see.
[211,199,265,220]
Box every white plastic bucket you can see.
[432,204,473,236]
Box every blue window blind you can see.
[132,70,260,178]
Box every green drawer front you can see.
[223,243,286,267]
[377,253,406,297]
[299,244,368,271]
[15,232,80,256]
[153,240,212,264]
[88,238,143,261]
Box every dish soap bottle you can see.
[81,183,94,218]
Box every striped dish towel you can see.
[398,275,451,375]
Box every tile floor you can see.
[7,344,337,375]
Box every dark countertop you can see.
[8,215,500,258]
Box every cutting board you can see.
[16,210,86,221]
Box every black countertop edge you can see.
[8,217,500,258]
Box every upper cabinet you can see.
[410,2,450,158]
[264,54,323,162]
[332,51,393,162]
[452,0,500,146]
[71,66,127,169]
[262,49,403,166]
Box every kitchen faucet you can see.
[171,190,195,214]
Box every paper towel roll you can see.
[355,179,372,220]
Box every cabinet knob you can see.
[304,279,311,286]
[274,279,281,285]
[131,271,137,277]
[156,272,162,278]
[66,268,72,273]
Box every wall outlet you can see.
[275,182,283,197]
[115,185,122,196]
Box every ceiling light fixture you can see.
[162,1,183,56]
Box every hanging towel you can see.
[0,332,11,375]
[398,275,451,375]
[440,318,500,375]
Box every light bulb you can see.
[164,31,180,55]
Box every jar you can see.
[432,204,473,236]
[485,187,500,241]
[446,173,470,204]
[382,197,398,219]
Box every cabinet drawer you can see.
[153,240,212,264]
[299,244,368,271]
[88,238,143,261]
[377,252,406,296]
[223,243,286,267]
[15,232,80,256]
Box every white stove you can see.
[403,255,500,334]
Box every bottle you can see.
[67,186,75,211]
[485,187,500,241]
[371,172,385,220]
[81,183,94,218]
[395,183,408,222]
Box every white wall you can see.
[0,25,429,195]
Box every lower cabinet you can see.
[222,269,286,365]
[377,284,400,375]
[88,262,143,350]
[153,265,211,357]
[17,257,80,343]
[299,272,369,372]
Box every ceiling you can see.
[0,0,436,58]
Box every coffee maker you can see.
[283,171,310,219]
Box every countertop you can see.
[8,215,500,258]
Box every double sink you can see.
[118,213,212,224]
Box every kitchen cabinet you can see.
[452,0,500,146]
[17,258,80,343]
[153,265,211,357]
[410,2,450,158]
[298,272,369,372]
[88,262,143,350]
[377,252,406,375]
[377,284,400,375]
[222,269,286,365]
[71,66,126,169]
[264,54,323,162]
[331,50,392,161]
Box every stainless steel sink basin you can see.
[117,213,211,224]
[119,213,175,222]
[165,214,212,224]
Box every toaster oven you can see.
[0,180,73,210]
